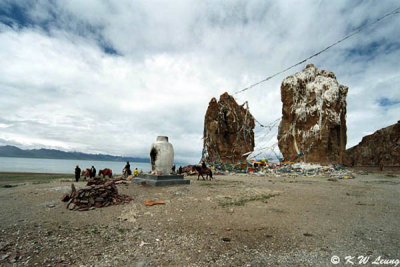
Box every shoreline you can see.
[0,172,73,175]
[1,165,400,176]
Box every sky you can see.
[0,0,399,163]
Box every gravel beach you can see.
[0,170,399,266]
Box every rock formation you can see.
[278,64,348,165]
[202,92,255,164]
[344,121,400,167]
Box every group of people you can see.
[74,161,141,182]
[74,165,96,182]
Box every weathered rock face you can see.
[202,92,255,164]
[344,121,400,167]
[278,64,348,165]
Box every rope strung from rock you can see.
[255,117,280,130]
[232,6,400,95]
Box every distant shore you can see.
[0,145,150,163]
[0,172,78,186]
[0,172,72,175]
[0,157,152,174]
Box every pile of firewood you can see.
[61,178,132,211]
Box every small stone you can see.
[321,247,332,253]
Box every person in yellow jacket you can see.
[133,168,139,176]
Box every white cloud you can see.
[0,123,11,128]
[0,0,399,163]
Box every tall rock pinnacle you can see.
[203,92,255,164]
[278,64,348,164]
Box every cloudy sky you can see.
[0,0,399,163]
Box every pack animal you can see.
[81,168,91,179]
[192,165,213,181]
[181,165,194,174]
[98,168,113,178]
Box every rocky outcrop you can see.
[202,92,255,164]
[278,64,348,165]
[344,121,400,167]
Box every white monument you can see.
[133,136,190,186]
[150,136,174,175]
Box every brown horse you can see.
[192,165,213,181]
[81,168,91,179]
[99,168,113,178]
[181,165,194,174]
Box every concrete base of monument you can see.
[133,174,190,186]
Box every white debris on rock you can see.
[278,64,348,164]
[282,65,344,133]
[293,162,324,170]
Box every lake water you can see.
[0,157,151,174]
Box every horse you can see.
[99,168,113,178]
[192,165,213,181]
[81,168,91,180]
[180,165,196,175]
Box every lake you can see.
[0,157,151,174]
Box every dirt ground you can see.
[1,170,399,266]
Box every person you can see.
[171,164,176,173]
[90,165,96,178]
[133,168,139,176]
[178,166,183,174]
[74,165,81,182]
[124,161,132,176]
[202,161,207,169]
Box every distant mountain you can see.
[0,145,149,163]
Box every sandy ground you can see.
[0,171,399,266]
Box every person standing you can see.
[124,161,132,175]
[75,165,81,182]
[90,165,96,178]
[202,161,207,170]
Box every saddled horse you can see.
[99,168,113,178]
[192,165,213,181]
[81,168,91,179]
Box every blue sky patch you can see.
[378,97,400,107]
[345,41,400,61]
[0,2,31,28]
[102,44,119,55]
[0,2,119,56]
